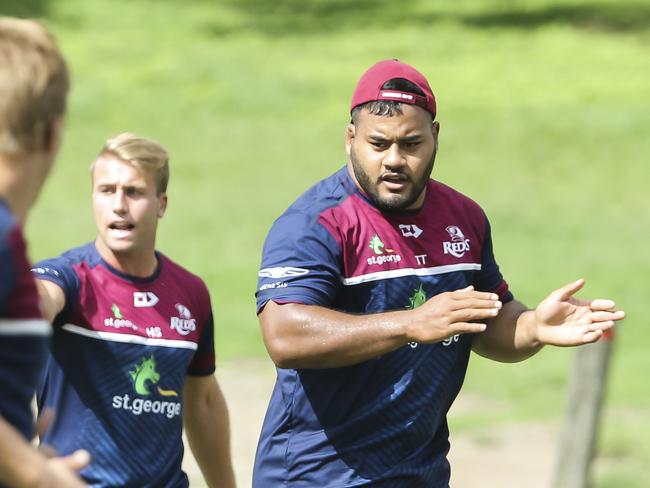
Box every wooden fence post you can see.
[551,329,615,488]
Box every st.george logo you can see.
[104,304,137,331]
[405,284,427,348]
[367,234,401,265]
[442,225,470,258]
[112,354,181,419]
[129,355,176,397]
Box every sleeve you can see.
[187,311,216,376]
[187,278,215,376]
[255,210,342,314]
[0,234,17,311]
[474,215,514,303]
[31,255,81,323]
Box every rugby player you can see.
[253,59,625,487]
[0,16,88,488]
[33,134,236,487]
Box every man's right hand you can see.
[405,286,501,344]
[34,450,90,488]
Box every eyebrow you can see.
[368,134,423,142]
[400,135,422,143]
[95,181,146,190]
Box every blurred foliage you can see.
[0,0,50,17]
[197,0,650,37]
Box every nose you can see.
[382,142,406,171]
[112,189,127,214]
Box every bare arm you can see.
[260,287,502,369]
[0,416,89,488]
[471,299,541,362]
[183,375,236,488]
[472,279,625,363]
[34,279,65,323]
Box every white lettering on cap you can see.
[379,91,415,101]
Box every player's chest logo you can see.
[170,303,196,336]
[399,224,423,238]
[133,291,159,308]
[442,225,471,258]
[103,303,138,331]
[366,234,403,266]
[405,284,426,349]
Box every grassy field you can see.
[5,0,648,485]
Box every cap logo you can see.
[380,91,414,101]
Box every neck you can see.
[94,239,159,278]
[0,154,44,225]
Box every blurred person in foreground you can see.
[0,16,89,488]
[33,133,236,487]
[253,59,625,487]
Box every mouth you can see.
[380,173,409,191]
[108,221,135,237]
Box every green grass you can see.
[10,0,649,484]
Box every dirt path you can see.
[183,359,557,487]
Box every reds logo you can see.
[443,225,470,258]
[170,303,196,335]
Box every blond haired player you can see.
[34,134,235,487]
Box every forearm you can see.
[261,301,412,369]
[184,380,235,488]
[472,300,543,363]
[0,417,47,487]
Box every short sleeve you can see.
[31,256,81,323]
[0,234,16,311]
[187,311,216,376]
[474,216,513,303]
[256,211,342,314]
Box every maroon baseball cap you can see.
[350,59,436,119]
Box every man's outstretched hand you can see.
[535,279,625,346]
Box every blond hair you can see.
[0,17,69,155]
[94,133,170,194]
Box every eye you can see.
[370,141,388,149]
[403,140,421,148]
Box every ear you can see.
[432,121,440,149]
[158,193,168,218]
[345,123,356,158]
[432,120,440,137]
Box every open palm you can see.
[535,279,624,346]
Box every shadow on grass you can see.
[201,0,650,37]
[202,0,441,37]
[0,0,50,18]
[462,3,650,32]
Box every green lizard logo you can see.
[406,284,427,309]
[128,355,177,397]
[369,235,385,255]
[129,355,160,395]
[112,304,123,319]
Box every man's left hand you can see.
[534,278,625,346]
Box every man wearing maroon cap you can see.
[253,59,624,486]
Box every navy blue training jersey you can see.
[32,242,216,488]
[254,167,513,487]
[0,199,50,442]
